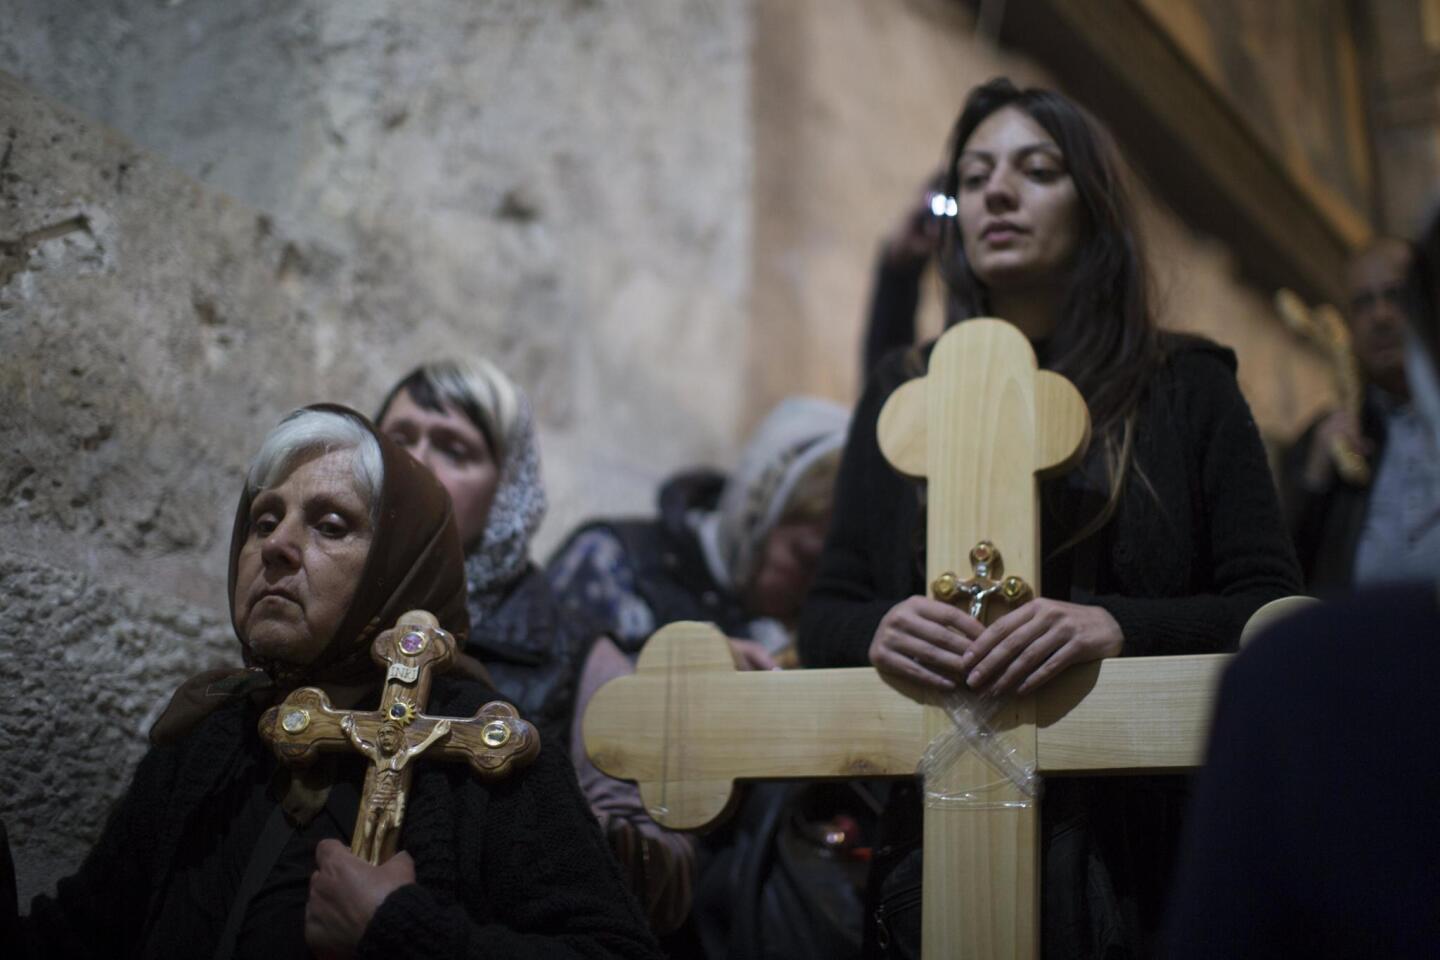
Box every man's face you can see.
[1347,243,1413,396]
[232,448,373,667]
[745,515,830,621]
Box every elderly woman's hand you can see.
[960,599,1123,697]
[305,840,415,959]
[868,596,982,691]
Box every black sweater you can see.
[800,333,1303,668]
[13,677,661,960]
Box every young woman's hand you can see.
[960,599,1123,697]
[869,596,983,691]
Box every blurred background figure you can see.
[548,395,849,670]
[1164,205,1440,960]
[1281,238,1440,594]
[549,397,880,960]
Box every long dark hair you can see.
[937,77,1165,543]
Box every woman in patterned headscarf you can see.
[378,360,706,938]
[376,359,587,750]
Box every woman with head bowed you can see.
[798,78,1302,958]
[8,406,660,960]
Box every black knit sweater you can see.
[800,332,1303,668]
[14,677,661,960]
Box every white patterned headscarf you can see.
[695,396,850,594]
[463,394,546,621]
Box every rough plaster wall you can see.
[749,0,1008,416]
[0,72,345,905]
[0,554,234,904]
[748,0,1332,440]
[2,0,752,905]
[1143,201,1332,440]
[3,0,754,554]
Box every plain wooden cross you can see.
[259,610,541,864]
[584,320,1307,957]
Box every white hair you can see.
[245,409,383,517]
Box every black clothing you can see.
[548,470,875,960]
[469,566,593,748]
[549,470,753,651]
[1279,395,1388,594]
[861,250,924,379]
[12,676,661,960]
[799,332,1303,959]
[802,334,1302,668]
[1165,582,1440,958]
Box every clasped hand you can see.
[305,838,415,959]
[869,595,1123,697]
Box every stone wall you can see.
[2,0,755,555]
[2,0,753,905]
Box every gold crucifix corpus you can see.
[259,610,541,864]
[585,319,1308,957]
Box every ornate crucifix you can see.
[259,610,540,864]
[583,320,1297,957]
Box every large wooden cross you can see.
[584,320,1304,957]
[259,610,540,864]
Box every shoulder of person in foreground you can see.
[1165,582,1440,959]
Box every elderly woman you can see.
[7,405,659,959]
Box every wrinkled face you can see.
[233,448,373,667]
[745,515,830,621]
[957,106,1082,296]
[379,390,499,548]
[1346,244,1413,394]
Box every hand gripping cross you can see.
[259,610,540,864]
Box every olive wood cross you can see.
[583,320,1307,957]
[259,610,540,864]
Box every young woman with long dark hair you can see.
[799,78,1302,958]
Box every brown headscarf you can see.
[152,404,470,743]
